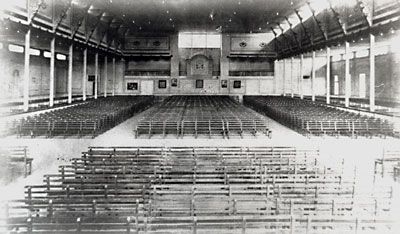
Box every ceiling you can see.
[88,0,308,34]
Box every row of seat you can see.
[3,146,398,233]
[374,149,400,182]
[7,96,153,138]
[0,146,32,185]
[134,96,270,138]
[244,96,398,138]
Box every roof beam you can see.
[327,0,347,36]
[86,11,105,44]
[306,1,328,41]
[356,0,373,27]
[284,16,302,49]
[97,16,115,48]
[271,28,286,55]
[276,23,295,53]
[71,1,94,39]
[28,0,47,25]
[53,0,72,33]
[294,9,314,47]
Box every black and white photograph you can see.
[126,82,138,91]
[0,0,399,233]
[158,80,167,89]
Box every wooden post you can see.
[23,29,31,112]
[291,57,294,98]
[369,34,375,111]
[68,43,73,104]
[300,54,304,99]
[49,37,55,107]
[112,57,116,96]
[104,55,107,97]
[242,216,246,234]
[345,41,351,107]
[326,47,331,104]
[94,52,98,99]
[23,147,28,177]
[311,51,316,102]
[82,48,87,101]
[283,59,286,96]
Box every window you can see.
[158,80,167,89]
[178,32,221,48]
[355,50,369,58]
[331,54,342,62]
[8,44,24,53]
[195,80,203,89]
[375,46,389,56]
[30,48,40,56]
[56,54,67,60]
[43,51,51,58]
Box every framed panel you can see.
[196,80,204,89]
[171,78,178,87]
[127,82,138,91]
[221,80,228,88]
[233,80,241,89]
[158,80,167,89]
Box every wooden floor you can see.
[0,103,399,203]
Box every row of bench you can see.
[6,96,153,138]
[0,146,33,185]
[135,96,270,138]
[3,146,398,233]
[244,96,398,138]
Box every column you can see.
[283,59,286,96]
[94,52,98,99]
[23,29,30,112]
[369,34,375,111]
[104,55,107,98]
[82,48,87,101]
[291,57,294,98]
[326,47,331,104]
[311,51,316,102]
[49,37,55,107]
[274,60,278,94]
[67,43,73,104]
[112,57,116,96]
[344,41,350,107]
[300,54,304,99]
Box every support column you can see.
[49,37,55,107]
[82,48,87,101]
[94,52,98,99]
[326,47,331,104]
[283,59,286,96]
[369,34,375,111]
[344,41,350,107]
[67,43,73,104]
[104,55,107,98]
[311,51,316,102]
[300,54,304,99]
[274,60,278,94]
[23,29,31,112]
[112,57,116,96]
[291,57,294,98]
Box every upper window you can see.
[178,32,221,48]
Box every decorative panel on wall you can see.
[125,37,169,50]
[230,36,274,52]
[186,54,213,79]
